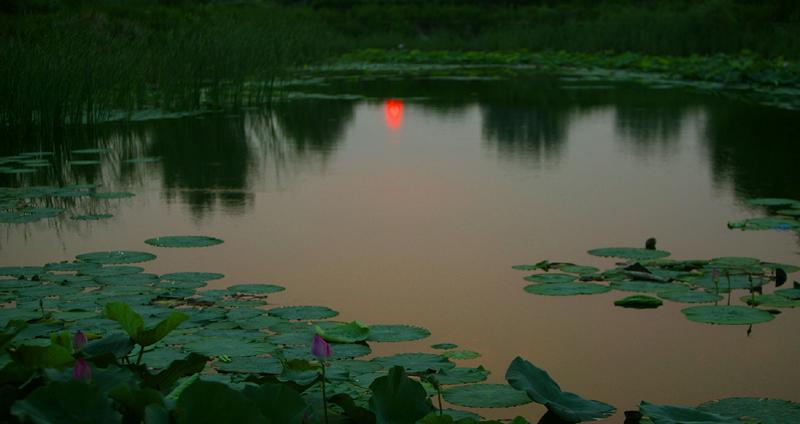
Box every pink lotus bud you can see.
[311,334,332,360]
[72,358,92,381]
[73,331,87,352]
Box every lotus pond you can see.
[2,67,800,422]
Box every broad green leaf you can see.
[682,305,775,325]
[523,273,577,284]
[317,321,370,343]
[742,294,800,308]
[145,236,224,248]
[505,356,615,421]
[268,306,339,320]
[369,366,432,423]
[175,381,263,424]
[640,401,741,423]
[442,350,480,360]
[442,384,531,408]
[368,324,431,342]
[610,281,687,293]
[614,295,663,309]
[658,290,723,304]
[698,397,800,424]
[138,311,189,346]
[76,251,156,265]
[373,353,455,374]
[11,381,122,423]
[243,384,308,424]
[227,283,285,295]
[588,247,670,260]
[162,272,224,282]
[10,344,74,369]
[436,367,490,385]
[431,343,458,350]
[145,353,209,392]
[215,356,283,375]
[524,282,611,296]
[104,303,144,340]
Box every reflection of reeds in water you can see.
[0,10,326,138]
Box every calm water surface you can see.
[3,71,800,420]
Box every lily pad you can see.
[611,281,687,293]
[0,266,45,277]
[524,282,611,296]
[81,265,145,277]
[431,343,458,350]
[681,305,775,325]
[523,273,577,284]
[76,251,156,265]
[182,336,274,357]
[317,321,370,343]
[70,160,101,166]
[640,401,742,423]
[282,342,372,361]
[506,356,616,422]
[145,236,224,248]
[558,264,600,275]
[727,217,800,231]
[215,356,283,375]
[367,324,431,342]
[775,288,800,300]
[162,272,224,283]
[227,284,285,296]
[614,295,663,309]
[658,290,723,304]
[442,350,481,360]
[268,306,339,320]
[741,294,800,308]
[373,353,455,373]
[442,384,531,408]
[698,397,800,424]
[588,247,671,260]
[436,367,490,385]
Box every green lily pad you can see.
[588,247,671,260]
[442,384,531,408]
[431,343,458,350]
[317,321,370,343]
[727,217,800,231]
[775,209,800,216]
[523,273,577,284]
[71,213,114,221]
[1,279,41,289]
[70,160,101,166]
[658,290,723,304]
[442,350,481,360]
[760,262,800,273]
[215,356,283,375]
[614,295,663,309]
[698,397,800,424]
[610,281,687,293]
[182,336,274,357]
[162,272,224,282]
[96,273,159,286]
[11,380,122,423]
[775,288,800,300]
[746,198,800,207]
[741,294,800,308]
[76,251,156,265]
[268,306,338,320]
[558,264,600,275]
[682,305,775,325]
[81,265,145,277]
[0,266,45,277]
[373,353,455,373]
[282,342,372,361]
[640,401,742,423]
[436,367,490,385]
[227,284,285,296]
[506,356,616,422]
[145,236,224,248]
[367,324,431,342]
[524,282,611,296]
[92,192,135,199]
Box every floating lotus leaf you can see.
[727,217,800,231]
[1,279,41,289]
[328,359,383,375]
[746,198,800,207]
[237,316,284,330]
[658,290,723,304]
[558,264,600,275]
[442,384,531,408]
[373,353,455,373]
[686,273,763,292]
[698,397,800,424]
[70,160,101,166]
[614,295,663,309]
[145,235,223,248]
[215,356,283,375]
[226,308,264,321]
[367,324,431,342]
[682,305,775,325]
[524,282,611,296]
[182,336,275,357]
[776,209,800,216]
[227,283,285,296]
[742,294,800,308]
[775,288,800,300]
[268,306,338,320]
[161,272,224,283]
[761,261,800,273]
[124,157,161,164]
[92,192,135,199]
[442,350,481,360]
[76,251,156,265]
[588,247,671,260]
[44,262,100,273]
[0,266,44,277]
[72,148,112,154]
[506,356,616,422]
[143,347,189,369]
[10,381,122,424]
[71,213,114,221]
[431,343,458,350]
[524,273,577,284]
[440,409,482,422]
[436,367,490,385]
[81,265,144,277]
[96,273,159,286]
[317,321,370,343]
[639,401,742,423]
[270,331,316,346]
[282,342,372,361]
[610,281,687,293]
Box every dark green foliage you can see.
[174,380,263,424]
[369,366,432,424]
[11,381,123,423]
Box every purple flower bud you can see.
[311,334,332,360]
[73,331,87,352]
[72,358,92,381]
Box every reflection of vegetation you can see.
[272,99,354,156]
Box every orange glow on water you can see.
[384,99,404,131]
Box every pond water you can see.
[3,70,800,421]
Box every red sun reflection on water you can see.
[383,99,404,131]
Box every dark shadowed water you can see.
[3,70,800,421]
